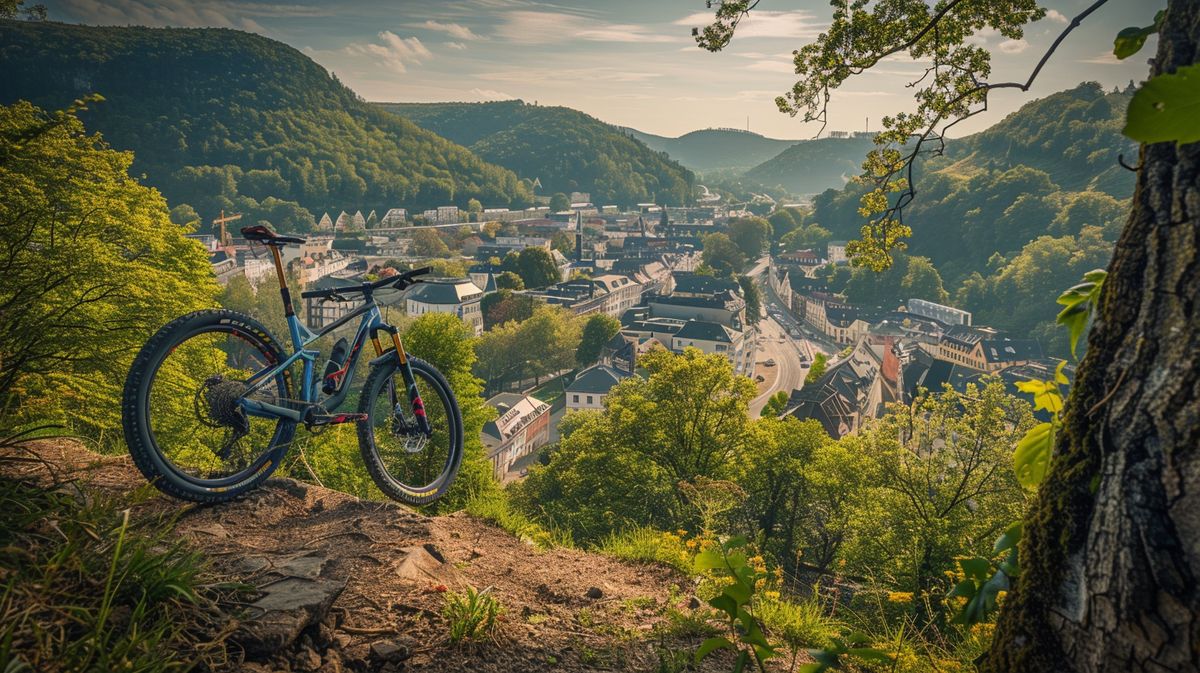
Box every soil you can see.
[2,439,746,673]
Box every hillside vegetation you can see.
[803,82,1136,355]
[624,127,802,173]
[0,20,532,228]
[379,100,694,206]
[741,135,880,196]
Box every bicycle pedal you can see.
[305,411,367,428]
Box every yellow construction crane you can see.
[212,211,242,249]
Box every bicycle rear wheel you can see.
[357,356,463,506]
[122,310,297,502]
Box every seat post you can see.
[268,244,295,318]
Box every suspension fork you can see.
[372,325,432,436]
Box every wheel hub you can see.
[200,375,250,431]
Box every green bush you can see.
[596,527,694,574]
[442,585,502,644]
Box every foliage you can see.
[702,233,748,276]
[737,275,762,325]
[0,480,227,672]
[728,217,772,258]
[382,101,694,207]
[479,289,535,330]
[514,246,561,289]
[495,271,524,290]
[549,192,571,211]
[766,209,800,240]
[693,536,775,671]
[576,313,621,366]
[761,391,789,417]
[596,527,694,575]
[780,223,833,253]
[408,229,451,258]
[474,305,580,393]
[464,491,565,550]
[1055,269,1107,358]
[1123,64,1200,145]
[403,313,498,511]
[442,585,502,644]
[804,353,827,385]
[743,136,879,196]
[842,381,1031,621]
[0,21,533,223]
[0,100,218,440]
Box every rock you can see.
[392,545,457,584]
[293,645,322,672]
[332,631,353,649]
[268,477,311,500]
[234,577,347,658]
[586,586,604,599]
[369,638,414,664]
[688,596,702,610]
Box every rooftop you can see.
[407,277,484,305]
[566,364,633,395]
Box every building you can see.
[405,277,485,335]
[648,292,746,330]
[786,338,885,437]
[481,393,551,479]
[907,298,972,326]
[935,326,1042,373]
[304,273,366,330]
[526,274,642,318]
[380,208,407,227]
[566,364,632,410]
[827,241,848,265]
[671,320,755,375]
[671,272,740,298]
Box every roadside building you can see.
[481,393,551,479]
[566,364,632,410]
[405,277,485,335]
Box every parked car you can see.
[764,359,776,367]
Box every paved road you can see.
[749,313,808,416]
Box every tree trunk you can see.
[985,4,1200,671]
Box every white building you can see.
[827,241,848,265]
[565,364,632,410]
[381,208,408,227]
[481,393,552,480]
[405,277,485,335]
[907,298,972,326]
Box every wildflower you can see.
[432,584,448,593]
[677,529,687,537]
[764,590,781,600]
[886,591,913,603]
[686,539,698,549]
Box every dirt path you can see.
[2,440,733,673]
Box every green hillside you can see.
[623,127,802,173]
[743,135,880,196]
[804,82,1136,356]
[377,100,694,207]
[0,20,532,229]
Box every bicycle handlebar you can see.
[300,267,431,300]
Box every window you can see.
[572,394,579,403]
[587,395,594,405]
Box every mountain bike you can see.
[121,224,463,505]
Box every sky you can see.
[40,0,1161,139]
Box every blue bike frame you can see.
[234,244,430,435]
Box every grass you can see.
[442,585,503,644]
[0,478,229,672]
[594,527,694,574]
[530,375,567,409]
[464,491,572,550]
[758,593,843,655]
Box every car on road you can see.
[763,358,776,367]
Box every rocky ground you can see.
[2,440,739,673]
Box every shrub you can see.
[596,527,694,574]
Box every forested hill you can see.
[0,20,532,228]
[377,100,694,206]
[623,127,802,173]
[742,135,879,196]
[803,82,1137,356]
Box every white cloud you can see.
[673,10,824,40]
[477,67,662,83]
[411,20,480,40]
[446,41,468,50]
[495,11,680,44]
[1044,9,1068,24]
[54,0,325,29]
[999,38,1029,54]
[1078,52,1121,65]
[469,88,514,100]
[345,32,432,74]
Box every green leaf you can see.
[1014,422,1054,489]
[733,650,750,673]
[797,665,825,673]
[725,579,753,606]
[1125,64,1200,144]
[1113,25,1152,60]
[709,594,739,620]
[1032,389,1064,414]
[724,536,749,550]
[1056,304,1090,359]
[994,521,1023,555]
[949,579,977,599]
[847,647,893,664]
[695,636,733,663]
[693,549,725,572]
[1054,360,1069,385]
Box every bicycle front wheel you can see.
[122,309,297,502]
[357,356,463,506]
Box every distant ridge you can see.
[622,127,803,173]
[378,100,694,207]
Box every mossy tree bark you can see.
[985,3,1200,671]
